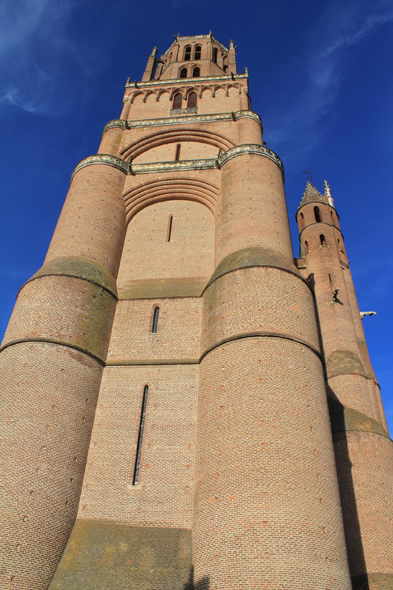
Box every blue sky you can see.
[1,0,392,430]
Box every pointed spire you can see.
[324,180,334,207]
[298,180,323,208]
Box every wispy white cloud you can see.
[0,0,98,116]
[268,1,393,152]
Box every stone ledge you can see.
[200,331,322,363]
[71,154,131,181]
[132,158,217,174]
[352,572,393,590]
[204,247,308,294]
[49,520,193,590]
[217,143,284,179]
[126,72,248,88]
[327,349,376,381]
[27,257,118,298]
[106,358,199,366]
[0,338,105,365]
[119,277,207,299]
[328,397,390,438]
[103,110,262,133]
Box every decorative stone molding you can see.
[125,72,248,89]
[218,144,284,178]
[102,110,262,134]
[126,82,246,106]
[232,110,261,124]
[132,158,218,175]
[71,154,131,181]
[103,119,127,134]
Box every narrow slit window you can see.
[152,306,159,333]
[132,385,149,486]
[173,92,182,109]
[192,67,200,78]
[180,68,187,79]
[299,212,305,230]
[320,234,327,246]
[187,91,197,108]
[195,45,201,60]
[167,215,174,241]
[184,46,191,61]
[314,206,321,223]
[175,144,181,161]
[305,241,309,253]
[328,273,332,283]
[212,47,218,63]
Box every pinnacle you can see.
[298,180,323,208]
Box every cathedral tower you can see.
[0,33,391,590]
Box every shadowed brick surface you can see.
[334,431,393,583]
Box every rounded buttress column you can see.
[0,156,128,590]
[193,148,351,589]
[98,121,127,155]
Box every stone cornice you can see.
[218,144,284,178]
[71,144,283,179]
[132,159,218,175]
[71,154,131,181]
[103,110,262,134]
[126,73,248,89]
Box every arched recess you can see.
[120,128,235,161]
[123,178,219,223]
[117,196,216,287]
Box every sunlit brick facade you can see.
[1,33,392,590]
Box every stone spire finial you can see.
[298,180,323,208]
[151,46,157,56]
[324,180,334,207]
[229,39,235,49]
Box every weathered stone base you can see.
[352,573,393,590]
[49,520,193,590]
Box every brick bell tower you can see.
[296,180,393,590]
[0,33,391,590]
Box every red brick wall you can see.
[77,364,198,529]
[117,200,215,289]
[194,337,351,589]
[107,298,201,363]
[0,342,103,589]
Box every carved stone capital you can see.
[218,144,284,179]
[71,154,131,181]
